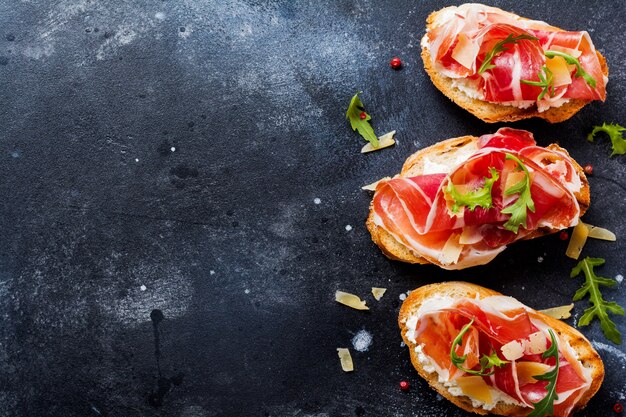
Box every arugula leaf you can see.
[571,257,625,344]
[479,351,509,370]
[478,34,539,74]
[346,92,379,147]
[527,330,559,417]
[587,123,626,157]
[521,66,555,101]
[545,50,596,88]
[450,318,508,376]
[501,154,535,234]
[446,167,499,213]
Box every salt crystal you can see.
[313,198,321,205]
[352,330,373,352]
[345,225,352,231]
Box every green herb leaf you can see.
[571,257,625,344]
[545,50,596,88]
[450,318,509,376]
[345,92,379,147]
[526,329,560,417]
[479,351,509,370]
[587,123,626,157]
[501,154,535,234]
[478,34,539,74]
[446,167,499,213]
[521,66,555,101]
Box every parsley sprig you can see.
[545,50,596,88]
[478,34,539,74]
[501,154,535,234]
[446,167,499,213]
[346,92,379,147]
[587,123,626,157]
[520,66,554,101]
[571,257,625,344]
[450,318,509,376]
[527,329,560,417]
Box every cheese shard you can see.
[371,287,387,301]
[337,348,354,372]
[456,376,493,405]
[362,177,391,191]
[451,33,480,70]
[585,223,617,241]
[516,362,552,385]
[546,56,573,87]
[439,233,463,265]
[525,331,548,355]
[361,131,396,153]
[501,340,525,361]
[540,303,574,319]
[566,222,589,259]
[335,290,369,310]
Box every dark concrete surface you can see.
[0,1,625,416]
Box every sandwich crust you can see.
[398,282,604,416]
[365,136,589,266]
[421,8,609,123]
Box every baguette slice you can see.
[399,282,604,416]
[366,135,590,266]
[421,7,609,123]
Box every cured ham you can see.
[406,295,593,416]
[424,3,606,111]
[371,128,581,269]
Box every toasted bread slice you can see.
[421,8,609,123]
[366,136,589,266]
[399,282,604,416]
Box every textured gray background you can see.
[0,0,625,416]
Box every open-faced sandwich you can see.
[399,282,604,416]
[421,3,608,123]
[366,128,589,270]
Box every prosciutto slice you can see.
[371,128,581,269]
[408,296,592,416]
[424,4,606,110]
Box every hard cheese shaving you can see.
[566,222,616,259]
[540,304,574,319]
[335,291,369,310]
[361,177,391,191]
[337,348,354,372]
[371,287,387,301]
[361,131,396,153]
[586,223,616,241]
[565,222,589,260]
